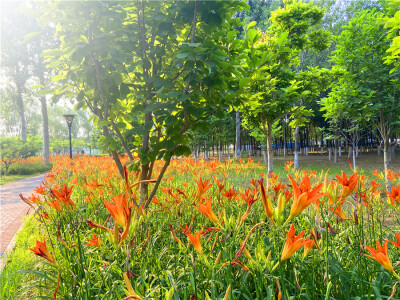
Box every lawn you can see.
[0,172,47,185]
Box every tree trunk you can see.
[40,95,50,163]
[384,139,390,190]
[235,110,240,158]
[352,138,356,170]
[38,71,50,164]
[266,121,274,173]
[334,138,338,164]
[294,126,300,170]
[102,125,124,178]
[15,68,27,142]
[140,112,152,200]
[283,126,287,157]
[204,141,209,160]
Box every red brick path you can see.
[0,174,46,255]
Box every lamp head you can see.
[63,114,75,125]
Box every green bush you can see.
[6,161,52,176]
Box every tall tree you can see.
[0,1,33,141]
[323,9,400,188]
[240,0,331,173]
[43,0,247,205]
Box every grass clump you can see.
[0,215,44,299]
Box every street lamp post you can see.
[63,114,75,159]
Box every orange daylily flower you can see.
[222,188,237,201]
[286,175,323,221]
[197,198,219,224]
[151,196,161,206]
[87,179,104,189]
[385,185,400,205]
[365,240,394,272]
[284,189,293,203]
[169,225,186,248]
[34,184,47,195]
[283,161,294,171]
[28,194,41,203]
[195,177,212,198]
[273,183,286,195]
[249,178,258,188]
[335,171,358,198]
[48,199,64,212]
[303,239,315,257]
[86,234,102,247]
[239,187,256,204]
[360,192,370,208]
[216,179,225,193]
[387,169,396,181]
[330,198,348,220]
[281,224,312,261]
[19,193,38,208]
[269,172,279,183]
[183,228,202,255]
[389,233,400,248]
[372,169,381,178]
[370,181,380,191]
[29,239,56,264]
[51,184,75,207]
[104,194,129,228]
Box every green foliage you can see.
[0,215,45,299]
[384,0,400,72]
[50,139,91,155]
[0,136,42,175]
[322,9,400,137]
[42,1,247,168]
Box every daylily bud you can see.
[166,288,174,300]
[215,251,222,265]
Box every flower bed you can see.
[14,156,400,298]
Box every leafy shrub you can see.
[0,136,42,175]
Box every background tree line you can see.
[1,0,399,196]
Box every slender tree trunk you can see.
[102,126,124,178]
[140,112,152,200]
[384,138,390,190]
[294,126,300,170]
[15,66,27,142]
[266,121,274,173]
[334,137,338,164]
[218,139,222,161]
[235,110,240,158]
[352,137,356,170]
[38,72,50,164]
[40,95,50,163]
[283,125,287,157]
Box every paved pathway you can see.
[0,174,46,255]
